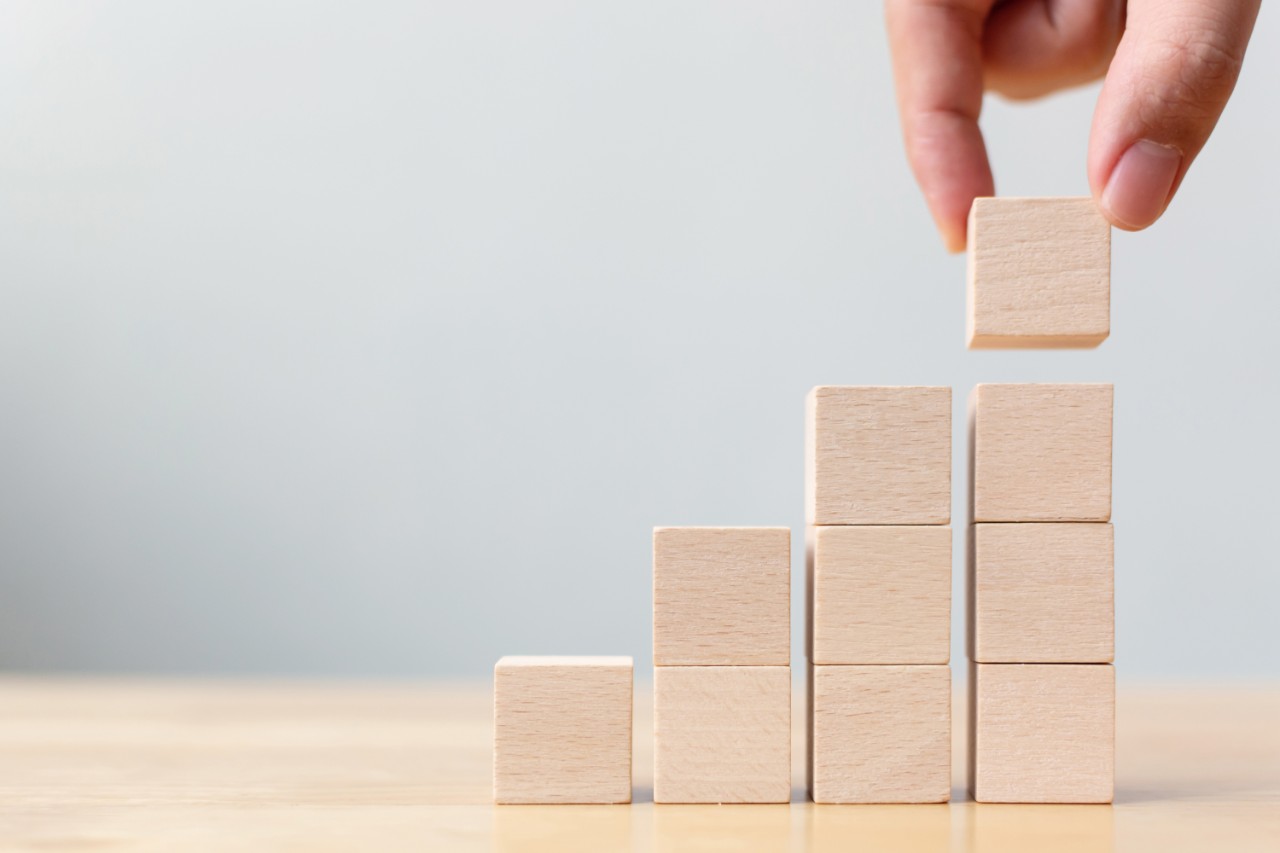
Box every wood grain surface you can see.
[809,664,951,804]
[652,527,790,666]
[493,656,632,804]
[0,678,1277,850]
[971,663,1115,804]
[806,386,951,526]
[807,525,951,665]
[970,523,1114,663]
[966,197,1110,349]
[970,383,1113,523]
[653,665,791,804]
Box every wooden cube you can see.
[493,656,632,804]
[809,664,950,804]
[970,523,1114,663]
[807,525,950,665]
[971,663,1115,804]
[967,197,1110,349]
[805,386,951,526]
[653,527,789,666]
[971,383,1113,523]
[654,665,790,804]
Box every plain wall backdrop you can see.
[1,2,1276,678]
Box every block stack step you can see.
[652,526,791,804]
[805,385,953,804]
[967,383,1116,804]
[493,656,634,804]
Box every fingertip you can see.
[941,223,967,254]
[1099,139,1182,230]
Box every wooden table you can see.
[0,678,1276,851]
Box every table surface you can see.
[0,678,1277,851]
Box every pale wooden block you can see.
[653,665,790,804]
[807,525,950,665]
[805,386,951,526]
[970,523,1114,663]
[493,656,632,804]
[967,197,1110,349]
[971,663,1115,804]
[652,527,789,666]
[971,383,1113,522]
[809,664,951,804]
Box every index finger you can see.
[885,0,997,252]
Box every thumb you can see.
[1088,0,1261,230]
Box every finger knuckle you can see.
[1136,30,1244,125]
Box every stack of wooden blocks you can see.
[651,526,792,803]
[493,195,1118,808]
[967,383,1116,803]
[804,386,953,803]
[965,196,1115,804]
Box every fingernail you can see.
[1102,140,1182,229]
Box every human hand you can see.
[885,0,1262,251]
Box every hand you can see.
[885,0,1262,251]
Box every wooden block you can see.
[653,527,789,666]
[805,386,951,526]
[807,525,951,665]
[654,665,790,804]
[493,656,632,804]
[971,663,1115,803]
[971,383,1113,522]
[970,523,1114,663]
[809,664,951,804]
[967,197,1110,349]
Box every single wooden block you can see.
[971,663,1115,804]
[971,383,1113,522]
[652,527,789,666]
[970,523,1114,663]
[805,386,951,526]
[809,664,951,804]
[654,665,790,804]
[493,656,632,804]
[967,197,1110,349]
[807,525,951,665]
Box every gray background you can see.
[1,2,1276,678]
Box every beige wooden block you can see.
[970,523,1114,663]
[971,383,1113,522]
[809,664,951,804]
[967,197,1110,349]
[493,656,632,804]
[653,527,789,666]
[971,663,1115,804]
[807,525,950,665]
[805,386,951,526]
[654,665,790,804]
